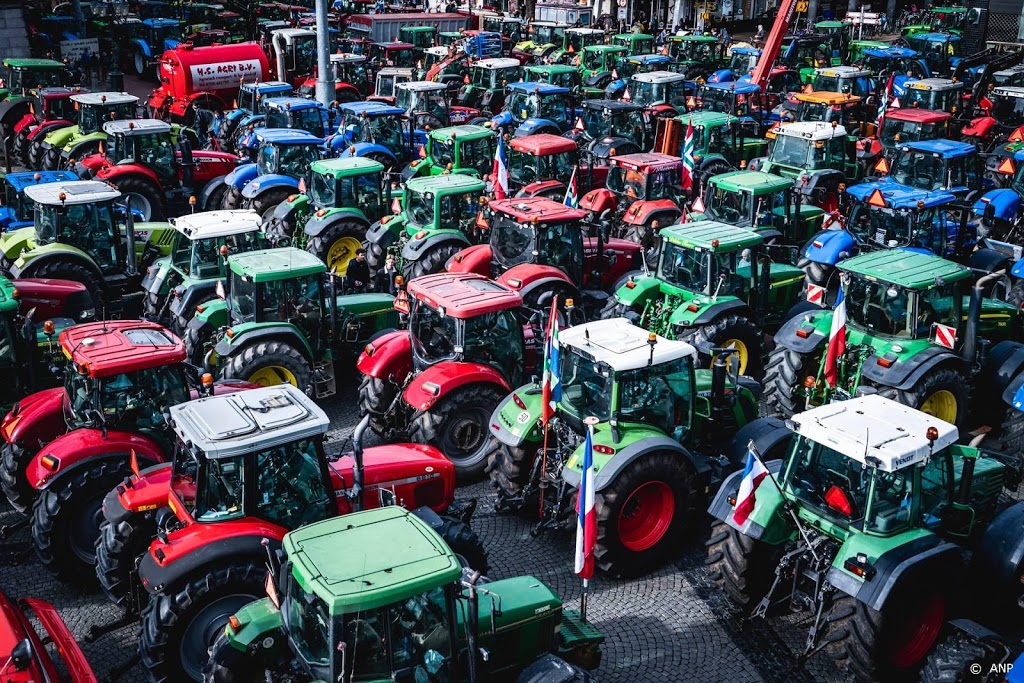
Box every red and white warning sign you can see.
[806,283,825,305]
[932,323,957,349]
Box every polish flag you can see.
[732,446,769,526]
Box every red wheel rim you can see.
[889,592,945,669]
[617,481,675,552]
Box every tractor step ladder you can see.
[313,359,337,398]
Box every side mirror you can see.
[11,638,32,671]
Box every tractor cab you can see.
[398,25,437,50]
[578,45,628,83]
[135,17,182,54]
[629,71,688,113]
[331,101,408,163]
[253,128,322,183]
[395,81,450,130]
[168,384,333,530]
[233,81,293,119]
[606,153,685,208]
[844,183,968,259]
[306,157,388,222]
[506,134,578,194]
[656,110,765,169]
[991,66,1024,89]
[369,41,417,69]
[0,170,77,231]
[612,33,654,57]
[407,124,494,179]
[857,46,930,86]
[485,197,587,285]
[482,15,525,48]
[723,46,760,80]
[571,100,650,149]
[100,118,187,189]
[553,27,606,63]
[68,92,139,136]
[779,34,835,82]
[988,87,1024,130]
[878,109,953,156]
[371,67,414,105]
[515,21,566,61]
[421,46,450,76]
[698,81,771,129]
[755,121,857,199]
[0,58,69,99]
[523,64,581,93]
[901,78,966,115]
[326,53,370,101]
[26,87,79,126]
[165,210,263,286]
[903,33,962,78]
[792,91,872,135]
[458,57,521,112]
[702,170,823,241]
[272,28,318,84]
[812,66,872,98]
[213,10,246,41]
[496,82,572,135]
[883,139,982,199]
[263,97,331,139]
[669,35,725,78]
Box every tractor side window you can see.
[138,134,175,177]
[919,455,950,528]
[171,447,199,512]
[62,203,117,270]
[296,107,326,138]
[286,577,330,668]
[864,468,914,534]
[232,273,257,322]
[368,116,402,152]
[196,455,245,521]
[541,97,567,125]
[618,357,692,435]
[255,438,332,528]
[434,139,455,169]
[917,281,959,334]
[311,172,335,207]
[649,170,681,200]
[261,275,322,326]
[278,145,319,178]
[439,192,477,232]
[463,309,524,383]
[343,608,389,679]
[389,587,452,669]
[461,138,494,177]
[0,317,14,368]
[257,144,277,175]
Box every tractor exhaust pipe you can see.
[711,351,727,403]
[351,414,370,512]
[273,32,288,84]
[464,570,482,683]
[963,270,1004,363]
[957,457,976,505]
[124,196,137,277]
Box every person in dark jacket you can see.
[346,248,371,291]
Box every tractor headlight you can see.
[80,309,94,320]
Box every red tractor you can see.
[77,119,241,221]
[0,320,249,584]
[0,589,98,683]
[107,384,478,682]
[9,86,81,168]
[447,197,643,310]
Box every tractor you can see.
[367,41,417,70]
[395,81,458,130]
[36,92,139,171]
[204,506,602,682]
[217,127,322,220]
[489,82,575,137]
[482,14,525,55]
[879,138,986,201]
[327,100,413,168]
[855,45,931,94]
[627,71,689,118]
[0,179,173,314]
[368,66,414,106]
[403,124,495,180]
[216,80,293,148]
[601,220,808,376]
[300,51,369,103]
[79,119,239,221]
[114,383,478,682]
[129,18,183,77]
[577,45,628,91]
[505,133,579,197]
[653,112,767,189]
[778,34,837,84]
[550,26,606,64]
[787,91,875,136]
[487,317,762,577]
[248,96,334,142]
[141,209,265,333]
[193,247,398,394]
[0,57,71,147]
[0,170,78,231]
[903,32,963,79]
[764,249,1018,424]
[707,394,1024,683]
[697,81,775,134]
[868,108,955,164]
[811,65,873,99]
[455,57,522,115]
[524,63,584,93]
[669,34,726,82]
[900,77,967,115]
[365,173,486,281]
[0,589,98,682]
[612,32,654,56]
[606,54,672,100]
[9,86,80,168]
[511,21,566,63]
[399,24,438,51]
[563,99,652,151]
[265,156,390,275]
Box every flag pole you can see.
[538,295,559,520]
[538,411,551,519]
[744,440,821,564]
[580,415,599,623]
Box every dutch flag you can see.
[564,165,579,208]
[732,445,769,526]
[574,423,596,580]
[493,135,509,200]
[823,281,847,388]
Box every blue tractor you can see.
[699,80,774,134]
[217,80,294,148]
[879,139,987,201]
[974,148,1024,241]
[490,82,574,137]
[902,32,963,79]
[856,45,930,97]
[130,18,182,78]
[237,97,333,154]
[0,170,77,231]
[216,128,323,221]
[328,101,413,170]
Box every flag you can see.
[681,119,695,191]
[540,297,561,424]
[822,209,842,230]
[564,165,579,207]
[732,445,769,526]
[574,422,596,580]
[875,72,895,127]
[492,135,508,199]
[823,281,847,388]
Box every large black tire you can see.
[26,259,106,321]
[142,291,163,323]
[762,346,818,418]
[623,221,662,270]
[875,366,970,430]
[262,215,295,247]
[65,142,100,168]
[11,129,29,166]
[598,298,643,324]
[0,442,35,515]
[676,313,764,377]
[797,255,834,289]
[202,626,280,683]
[249,188,291,224]
[366,238,387,275]
[486,441,540,499]
[32,458,134,586]
[919,630,1007,683]
[593,452,698,578]
[694,159,732,194]
[357,374,405,441]
[221,341,312,394]
[402,241,463,282]
[408,384,505,483]
[220,186,243,210]
[139,559,266,683]
[27,139,46,170]
[203,184,228,213]
[184,323,214,367]
[307,219,368,276]
[437,516,489,573]
[998,407,1024,455]
[95,511,156,612]
[704,519,776,608]
[112,175,167,222]
[41,145,61,171]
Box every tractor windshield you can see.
[559,347,613,421]
[44,95,75,121]
[78,102,137,136]
[729,51,758,76]
[507,148,576,186]
[879,117,941,149]
[492,214,583,282]
[506,92,566,125]
[582,49,608,73]
[607,166,682,201]
[706,185,752,225]
[890,150,948,190]
[846,275,960,338]
[531,24,558,45]
[260,143,319,178]
[376,73,402,99]
[848,204,950,256]
[172,231,262,277]
[659,241,745,295]
[3,183,26,221]
[35,202,119,270]
[699,88,739,116]
[631,80,686,109]
[990,94,1024,125]
[769,134,815,169]
[268,107,325,138]
[679,40,719,63]
[405,189,435,230]
[8,67,65,92]
[410,300,460,364]
[64,364,188,429]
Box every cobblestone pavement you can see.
[0,385,847,683]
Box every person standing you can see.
[346,249,372,291]
[191,101,214,148]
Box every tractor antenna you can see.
[584,327,590,345]
[261,537,278,579]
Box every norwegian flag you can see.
[574,422,596,580]
[876,72,895,127]
[492,135,509,199]
[540,297,561,424]
[733,444,769,526]
[823,281,847,387]
[681,119,695,191]
[564,165,579,208]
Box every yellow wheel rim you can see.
[919,390,957,423]
[721,338,749,375]
[326,236,363,275]
[247,365,298,387]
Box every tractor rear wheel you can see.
[598,299,642,324]
[142,291,163,323]
[12,129,29,166]
[408,384,505,483]
[41,146,62,171]
[203,184,228,213]
[28,259,106,321]
[184,323,214,367]
[0,442,35,515]
[95,512,156,612]
[999,407,1024,455]
[875,366,970,429]
[358,374,405,441]
[263,215,295,247]
[623,222,662,270]
[797,256,834,289]
[403,241,463,282]
[594,452,698,578]
[705,520,775,609]
[438,516,489,573]
[113,176,166,222]
[27,140,45,170]
[250,189,291,224]
[486,442,540,500]
[677,313,763,377]
[762,346,818,418]
[920,630,1005,683]
[32,458,134,587]
[140,559,265,683]
[307,220,367,276]
[221,186,243,210]
[222,341,312,394]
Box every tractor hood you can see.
[0,226,36,263]
[1,386,67,447]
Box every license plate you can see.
[874,228,886,244]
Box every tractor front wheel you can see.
[220,186,243,210]
[27,140,45,170]
[32,458,134,586]
[875,366,970,429]
[623,222,662,270]
[222,341,312,394]
[184,323,214,367]
[250,189,292,224]
[920,630,1006,683]
[358,374,405,441]
[95,511,156,612]
[403,241,463,282]
[12,129,29,166]
[408,384,505,483]
[677,314,763,377]
[308,220,367,277]
[486,441,540,500]
[263,215,295,247]
[0,442,35,515]
[41,146,61,171]
[139,559,266,683]
[438,516,489,573]
[594,452,698,578]
[762,346,818,418]
[114,176,166,222]
[705,520,775,608]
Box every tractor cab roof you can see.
[701,81,761,95]
[407,272,521,318]
[264,96,325,111]
[3,170,77,192]
[559,318,696,371]
[525,64,578,74]
[376,67,413,77]
[911,32,960,43]
[862,46,919,59]
[566,27,603,35]
[885,108,951,123]
[678,34,718,43]
[372,41,415,50]
[506,82,570,95]
[25,179,120,206]
[489,196,586,223]
[905,78,964,92]
[405,173,485,194]
[709,170,793,193]
[428,124,493,142]
[396,81,447,93]
[839,249,971,288]
[253,127,325,145]
[70,92,138,106]
[274,27,316,40]
[39,86,80,98]
[730,46,761,56]
[992,86,1024,99]
[788,394,958,473]
[171,383,327,459]
[311,156,384,177]
[623,54,672,65]
[142,17,180,27]
[509,133,577,156]
[103,119,172,136]
[240,80,293,94]
[777,120,849,140]
[338,101,405,117]
[660,220,763,252]
[330,52,366,64]
[59,320,185,378]
[845,181,957,209]
[677,110,737,127]
[795,91,863,105]
[580,98,643,112]
[2,58,64,69]
[229,247,326,282]
[632,71,687,84]
[583,44,627,53]
[472,57,521,70]
[169,209,262,240]
[897,138,975,158]
[611,152,681,172]
[423,46,448,58]
[283,507,462,614]
[815,66,871,78]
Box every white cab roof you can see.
[424,46,449,57]
[275,28,316,40]
[169,209,262,239]
[993,86,1024,99]
[788,394,958,473]
[25,180,119,205]
[778,120,848,140]
[70,92,138,105]
[905,78,964,91]
[331,52,366,64]
[633,71,687,84]
[398,80,447,92]
[377,67,414,76]
[475,57,521,69]
[171,384,328,459]
[566,27,604,34]
[559,318,696,372]
[103,119,172,136]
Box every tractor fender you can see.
[1,387,66,448]
[707,68,734,83]
[138,523,286,595]
[214,325,314,362]
[197,175,228,211]
[270,195,307,226]
[489,110,513,129]
[366,217,402,250]
[983,341,1024,403]
[488,383,545,449]
[401,229,470,262]
[975,190,1019,223]
[802,169,843,195]
[621,199,681,227]
[28,429,166,492]
[690,299,749,327]
[729,416,793,467]
[579,188,616,215]
[962,116,996,138]
[612,274,661,307]
[10,277,92,321]
[343,141,398,165]
[241,173,300,200]
[971,501,1024,606]
[967,248,1013,278]
[499,264,576,302]
[801,228,856,267]
[141,257,170,295]
[563,434,710,493]
[707,458,785,540]
[445,244,492,275]
[356,329,412,382]
[41,125,77,150]
[773,307,829,353]
[223,163,259,192]
[516,179,565,199]
[132,37,153,58]
[403,361,510,412]
[0,97,30,131]
[104,462,172,526]
[860,347,962,391]
[648,104,678,119]
[11,112,34,135]
[303,208,368,238]
[27,118,73,142]
[169,280,221,321]
[96,164,161,189]
[11,247,103,284]
[513,118,562,137]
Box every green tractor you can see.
[205,506,604,682]
[191,246,397,396]
[601,221,806,377]
[365,173,487,281]
[707,393,1024,683]
[487,317,762,577]
[0,179,172,315]
[655,112,767,189]
[264,156,391,276]
[0,57,71,154]
[763,250,1018,425]
[36,92,139,171]
[403,124,495,180]
[577,45,628,91]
